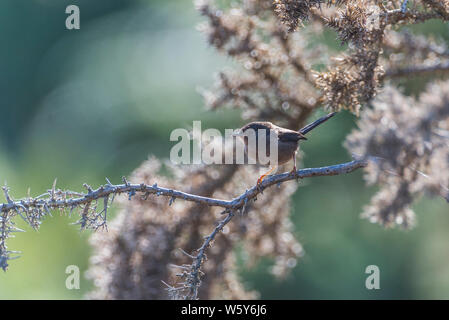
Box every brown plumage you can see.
[234,112,336,184]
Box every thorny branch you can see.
[385,61,449,78]
[0,160,369,215]
[0,159,368,273]
[182,209,235,300]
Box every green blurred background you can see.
[0,0,448,299]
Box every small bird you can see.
[233,112,337,184]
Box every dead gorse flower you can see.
[314,1,449,112]
[345,82,449,228]
[197,0,323,129]
[87,157,302,299]
[273,1,350,32]
[422,0,449,20]
[273,0,323,32]
[199,0,449,116]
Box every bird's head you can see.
[232,122,274,138]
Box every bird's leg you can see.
[289,154,297,176]
[257,166,276,186]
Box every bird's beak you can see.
[232,129,244,137]
[301,136,308,140]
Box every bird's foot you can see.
[290,166,300,182]
[256,166,276,193]
[289,166,297,176]
[256,175,266,193]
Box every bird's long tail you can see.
[299,112,337,135]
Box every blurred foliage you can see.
[0,0,448,299]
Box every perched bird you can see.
[233,112,336,184]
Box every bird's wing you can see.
[277,129,306,142]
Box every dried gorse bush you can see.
[1,0,449,299]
